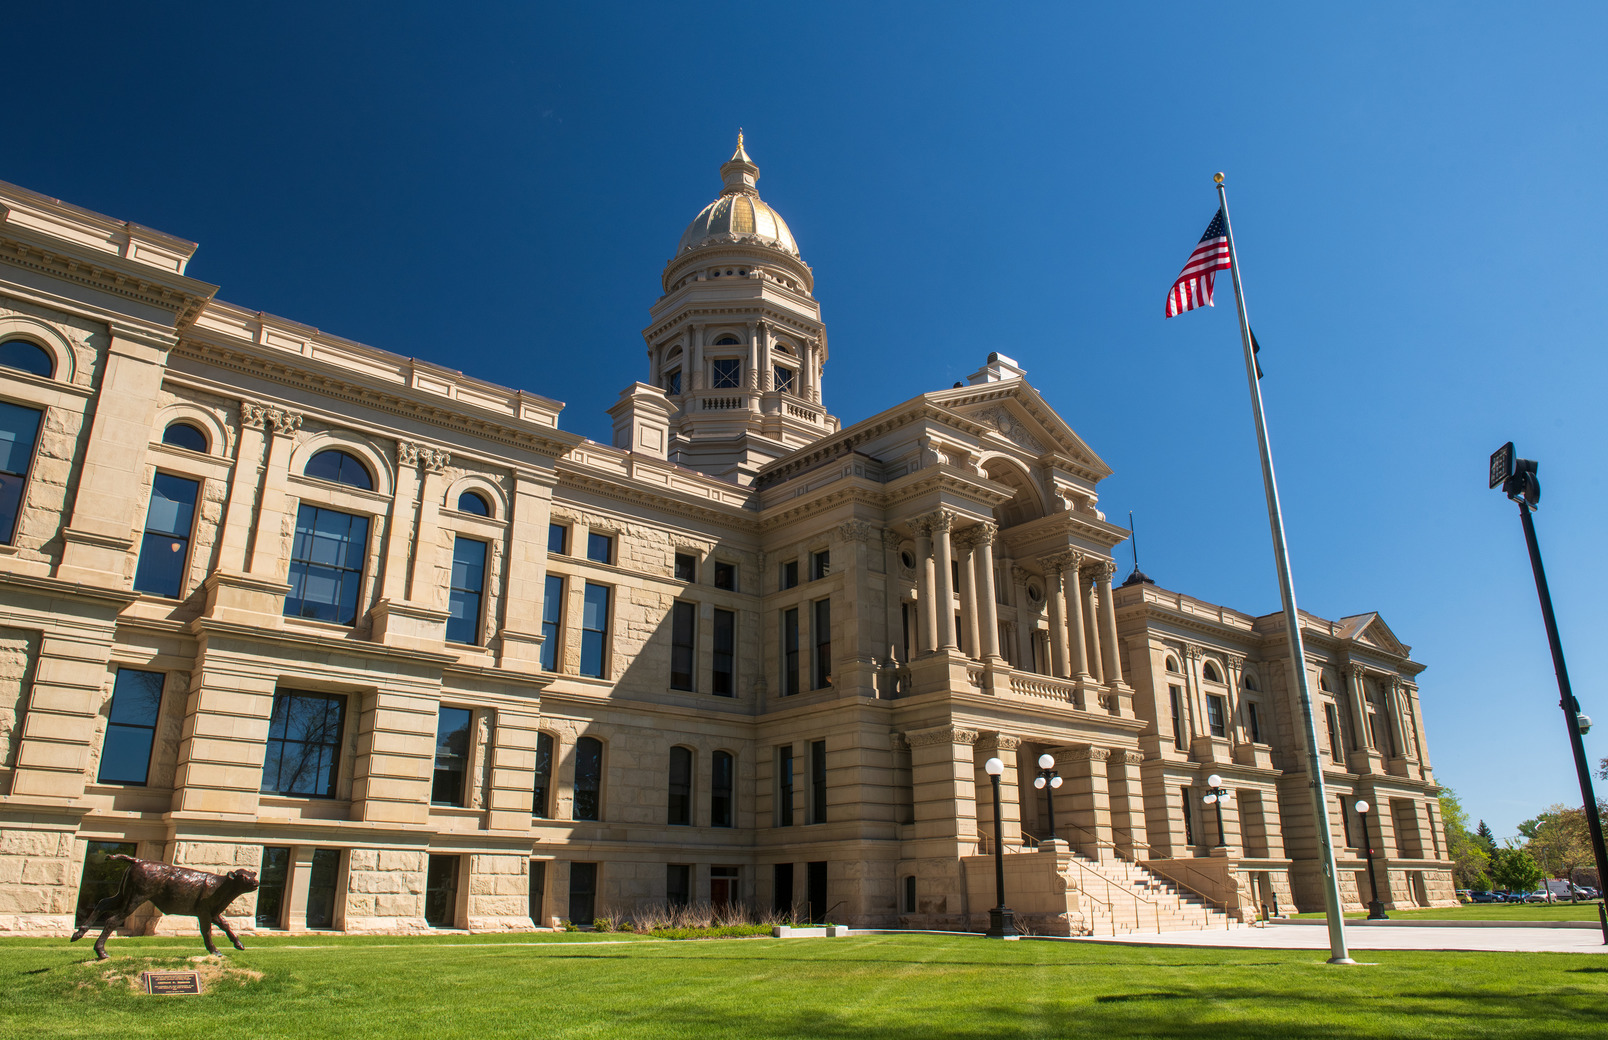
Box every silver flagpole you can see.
[1213,172,1353,965]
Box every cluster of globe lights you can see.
[1033,754,1063,791]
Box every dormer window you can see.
[711,359,741,389]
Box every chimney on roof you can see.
[967,352,1026,385]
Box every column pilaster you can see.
[930,510,956,651]
[974,523,1002,661]
[1042,556,1070,678]
[1065,554,1090,678]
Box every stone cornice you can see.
[554,464,758,531]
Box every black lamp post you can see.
[1202,773,1230,849]
[983,756,1019,938]
[1032,753,1062,841]
[1355,799,1389,920]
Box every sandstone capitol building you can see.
[0,137,1454,939]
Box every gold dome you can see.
[676,133,799,256]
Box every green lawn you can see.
[2,932,1604,1039]
[1292,902,1607,922]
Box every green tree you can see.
[1526,804,1590,897]
[1439,788,1490,890]
[1475,820,1499,859]
[1490,846,1544,896]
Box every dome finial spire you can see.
[721,130,759,196]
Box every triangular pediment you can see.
[931,379,1112,480]
[1338,612,1411,657]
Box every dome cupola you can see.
[676,131,799,256]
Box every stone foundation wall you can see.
[343,848,428,933]
[466,853,535,931]
[0,827,76,933]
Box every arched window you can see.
[711,750,734,827]
[457,491,490,516]
[304,449,373,491]
[1319,673,1334,693]
[1165,656,1181,673]
[668,746,693,826]
[1202,662,1222,683]
[1243,674,1258,692]
[161,422,209,454]
[713,335,740,346]
[0,339,54,378]
[573,737,602,821]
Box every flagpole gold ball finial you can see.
[1213,172,1225,184]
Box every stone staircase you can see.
[1060,850,1239,936]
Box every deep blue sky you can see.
[10,3,1605,838]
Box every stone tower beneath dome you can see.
[628,133,838,484]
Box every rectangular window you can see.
[529,860,546,925]
[904,875,917,914]
[668,746,693,826]
[97,668,164,785]
[548,522,568,554]
[810,549,830,581]
[674,552,697,582]
[1340,795,1355,848]
[711,865,738,910]
[424,854,459,928]
[1247,702,1263,744]
[568,862,597,925]
[776,745,794,826]
[664,369,681,396]
[261,690,346,798]
[711,750,734,827]
[711,358,741,388]
[285,504,370,625]
[256,846,291,928]
[532,732,554,818]
[1206,694,1227,738]
[666,864,691,908]
[432,706,472,806]
[307,848,341,928]
[782,608,800,696]
[586,531,613,564]
[76,840,137,924]
[540,574,563,672]
[712,609,735,696]
[580,583,610,679]
[133,473,199,598]
[714,561,736,591]
[670,601,696,691]
[573,737,602,821]
[780,559,798,590]
[1182,789,1195,846]
[774,367,795,394]
[812,598,831,689]
[774,863,794,915]
[0,401,43,546]
[446,537,487,645]
[1325,703,1345,763]
[1169,685,1186,751]
[810,739,827,824]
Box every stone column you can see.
[757,321,773,393]
[1011,566,1037,670]
[1345,664,1373,750]
[976,734,1023,848]
[1042,557,1069,678]
[746,321,760,390]
[1097,562,1122,687]
[954,529,980,658]
[408,450,452,611]
[690,324,705,390]
[1065,554,1090,679]
[1081,567,1104,684]
[54,332,170,585]
[974,523,1001,660]
[496,469,558,672]
[245,406,304,580]
[930,511,956,651]
[835,520,880,695]
[380,443,423,602]
[882,529,905,663]
[1106,750,1147,859]
[1384,677,1412,760]
[1060,744,1112,859]
[914,519,936,655]
[216,409,268,574]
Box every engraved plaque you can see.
[143,971,202,995]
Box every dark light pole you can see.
[1490,444,1608,945]
[1355,799,1389,920]
[1033,753,1062,841]
[983,756,1019,938]
[1203,774,1230,849]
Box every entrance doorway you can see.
[711,866,738,910]
[529,861,546,926]
[773,863,794,917]
[806,861,828,923]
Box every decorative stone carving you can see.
[973,521,997,546]
[1059,744,1111,762]
[397,441,421,467]
[882,528,903,551]
[421,448,452,473]
[926,509,957,533]
[906,726,980,748]
[979,733,1022,752]
[980,406,1045,454]
[242,401,302,434]
[837,520,875,544]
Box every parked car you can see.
[1456,889,1472,903]
[1522,890,1553,903]
[1469,890,1503,903]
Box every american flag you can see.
[1165,209,1232,318]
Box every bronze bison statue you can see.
[71,855,260,960]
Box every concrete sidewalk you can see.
[1060,920,1608,954]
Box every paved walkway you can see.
[1062,920,1608,954]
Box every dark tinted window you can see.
[668,746,692,825]
[133,473,199,598]
[532,732,554,817]
[586,531,613,564]
[714,562,736,591]
[670,601,695,691]
[580,584,609,678]
[457,491,490,516]
[0,339,53,377]
[0,401,43,545]
[540,575,562,671]
[97,669,164,785]
[446,538,487,644]
[432,707,472,805]
[256,846,291,927]
[261,690,346,798]
[712,609,735,697]
[573,737,602,821]
[160,422,208,453]
[712,750,733,828]
[304,449,373,490]
[548,523,568,554]
[306,848,340,928]
[285,505,369,624]
[674,553,697,582]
